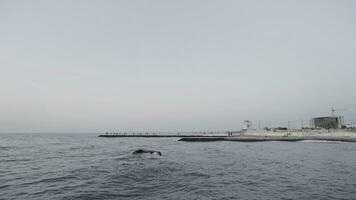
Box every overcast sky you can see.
[1,0,355,133]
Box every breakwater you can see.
[179,136,356,142]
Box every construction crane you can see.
[331,107,347,116]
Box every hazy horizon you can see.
[1,0,356,133]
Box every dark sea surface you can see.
[1,133,356,200]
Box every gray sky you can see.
[1,0,356,133]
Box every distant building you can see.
[310,116,344,129]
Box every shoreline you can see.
[98,130,356,143]
[179,134,356,143]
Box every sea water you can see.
[1,133,356,200]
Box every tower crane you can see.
[331,107,347,116]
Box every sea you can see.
[1,133,356,200]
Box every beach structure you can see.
[310,116,345,129]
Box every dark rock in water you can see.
[133,149,162,156]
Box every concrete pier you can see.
[98,133,225,138]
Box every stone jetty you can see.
[179,135,356,142]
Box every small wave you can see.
[299,140,349,144]
[184,172,210,179]
[3,158,32,162]
[69,145,96,151]
[1,146,11,150]
[0,184,11,189]
[19,175,76,187]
